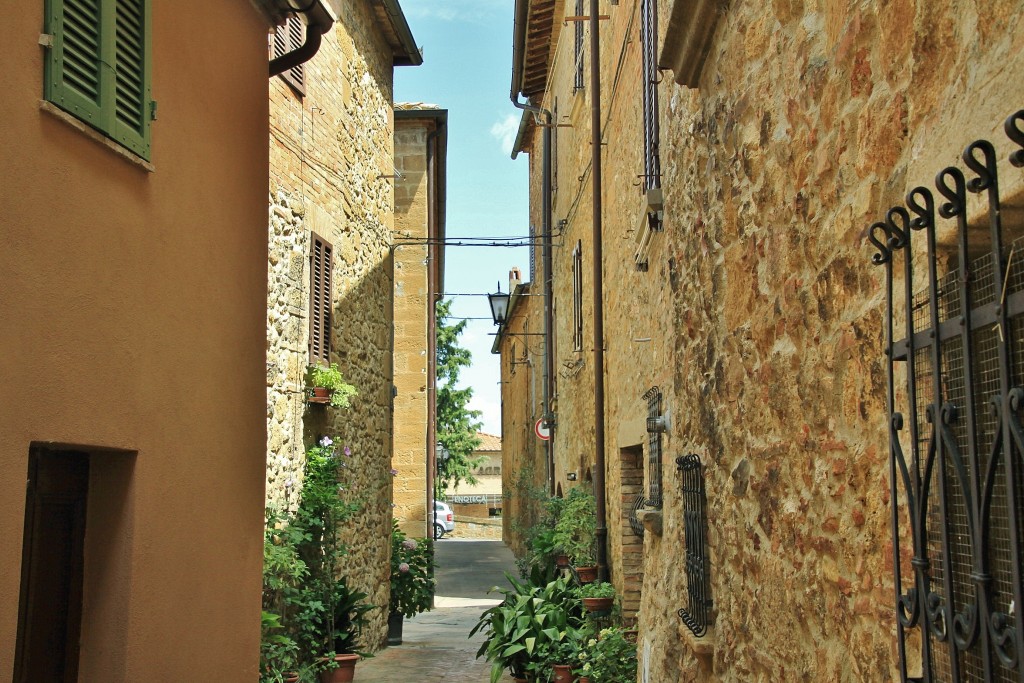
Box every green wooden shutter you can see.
[111,0,151,158]
[46,0,105,126]
[45,0,151,160]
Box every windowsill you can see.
[39,100,155,173]
[679,622,715,657]
[637,509,663,536]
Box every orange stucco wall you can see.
[0,2,271,680]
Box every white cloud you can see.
[490,113,519,156]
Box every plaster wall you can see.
[0,2,271,679]
[265,0,399,651]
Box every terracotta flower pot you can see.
[284,674,300,683]
[556,553,570,568]
[552,663,573,682]
[575,565,597,583]
[309,387,332,404]
[582,596,614,613]
[578,677,592,683]
[319,654,358,683]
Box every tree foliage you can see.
[436,299,484,491]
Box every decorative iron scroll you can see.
[644,386,664,508]
[869,109,1024,682]
[677,453,712,637]
[630,493,646,537]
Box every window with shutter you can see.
[45,0,152,160]
[309,233,333,365]
[640,0,661,196]
[271,15,306,95]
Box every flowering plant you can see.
[579,627,637,681]
[389,521,435,618]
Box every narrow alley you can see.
[356,540,516,683]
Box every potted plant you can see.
[586,627,638,682]
[472,574,584,683]
[552,486,597,581]
[307,363,358,408]
[388,521,435,645]
[578,581,616,613]
[316,578,376,683]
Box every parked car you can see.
[434,501,455,539]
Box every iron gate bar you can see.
[869,109,1024,682]
[676,453,711,637]
[892,290,1024,361]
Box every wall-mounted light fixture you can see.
[487,282,510,326]
[566,472,578,481]
[647,414,668,433]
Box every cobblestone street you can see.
[355,540,515,683]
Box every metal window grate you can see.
[572,241,583,352]
[677,454,712,637]
[573,0,584,93]
[643,386,663,507]
[868,109,1024,682]
[640,0,660,195]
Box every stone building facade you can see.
[2,1,291,679]
[391,105,447,539]
[265,0,420,651]
[504,0,1024,680]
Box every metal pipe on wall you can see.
[589,0,609,583]
[426,123,442,540]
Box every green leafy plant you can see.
[389,521,436,618]
[320,578,376,656]
[307,363,358,408]
[514,491,566,582]
[260,610,299,682]
[552,485,597,567]
[578,581,616,599]
[262,437,372,681]
[584,627,638,682]
[471,574,584,683]
[436,299,485,489]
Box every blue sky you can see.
[395,0,530,436]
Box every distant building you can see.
[447,432,504,519]
[391,104,448,539]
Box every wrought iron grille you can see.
[677,453,711,637]
[644,386,664,507]
[572,240,583,352]
[573,0,584,93]
[868,109,1024,682]
[640,0,661,196]
[630,493,646,537]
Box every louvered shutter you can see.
[309,234,333,364]
[111,0,150,157]
[272,15,305,95]
[46,0,105,127]
[45,0,151,159]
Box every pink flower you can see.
[398,562,410,573]
[402,539,418,550]
[343,446,351,456]
[390,468,399,476]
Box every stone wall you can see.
[392,116,433,538]
[506,0,1024,680]
[266,0,400,651]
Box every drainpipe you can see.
[588,0,609,583]
[269,6,330,77]
[511,0,556,497]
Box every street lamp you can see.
[488,282,510,326]
[435,443,450,499]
